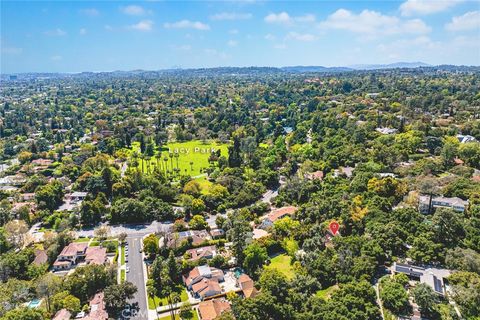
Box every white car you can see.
[126,267,130,273]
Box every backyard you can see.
[264,254,295,280]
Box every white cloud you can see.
[80,8,99,17]
[121,5,150,16]
[319,9,431,36]
[51,55,62,61]
[286,32,317,42]
[264,12,316,25]
[273,43,287,49]
[79,28,87,35]
[227,40,238,47]
[128,20,154,32]
[210,12,252,20]
[400,0,463,16]
[164,20,210,31]
[265,33,276,41]
[445,11,480,31]
[43,28,67,36]
[264,12,292,25]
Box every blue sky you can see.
[1,0,479,73]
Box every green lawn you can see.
[126,140,229,178]
[158,310,199,320]
[316,285,338,300]
[120,245,125,265]
[120,269,126,283]
[89,241,100,246]
[147,285,188,310]
[73,237,90,243]
[264,254,295,280]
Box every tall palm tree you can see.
[155,152,161,170]
[145,156,151,174]
[169,153,174,173]
[174,153,180,171]
[163,156,168,176]
[139,154,145,173]
[132,151,139,172]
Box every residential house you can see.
[53,242,88,271]
[83,292,108,320]
[376,127,398,135]
[184,265,224,290]
[418,195,468,214]
[167,230,211,248]
[33,249,49,266]
[252,228,269,240]
[393,262,451,296]
[209,228,225,239]
[304,170,324,181]
[85,247,108,265]
[333,166,355,178]
[259,206,297,229]
[185,245,217,262]
[58,192,88,212]
[237,274,258,298]
[198,299,231,320]
[457,134,477,144]
[52,308,71,320]
[20,193,35,201]
[191,278,222,299]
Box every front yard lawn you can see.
[147,285,188,310]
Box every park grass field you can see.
[264,254,295,280]
[126,140,229,178]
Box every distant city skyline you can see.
[1,0,479,73]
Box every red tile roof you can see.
[198,299,231,320]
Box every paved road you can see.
[75,221,173,238]
[126,236,148,320]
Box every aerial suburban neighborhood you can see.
[1,1,480,320]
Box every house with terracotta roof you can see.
[198,299,232,320]
[52,308,71,320]
[167,229,211,248]
[185,245,217,262]
[237,274,258,298]
[259,206,297,229]
[184,265,224,290]
[33,249,49,266]
[53,242,88,271]
[83,292,108,320]
[304,170,324,181]
[85,246,108,265]
[191,278,222,299]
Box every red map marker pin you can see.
[329,221,339,235]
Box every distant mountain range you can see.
[4,63,480,80]
[349,62,431,70]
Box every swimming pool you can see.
[28,299,41,308]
